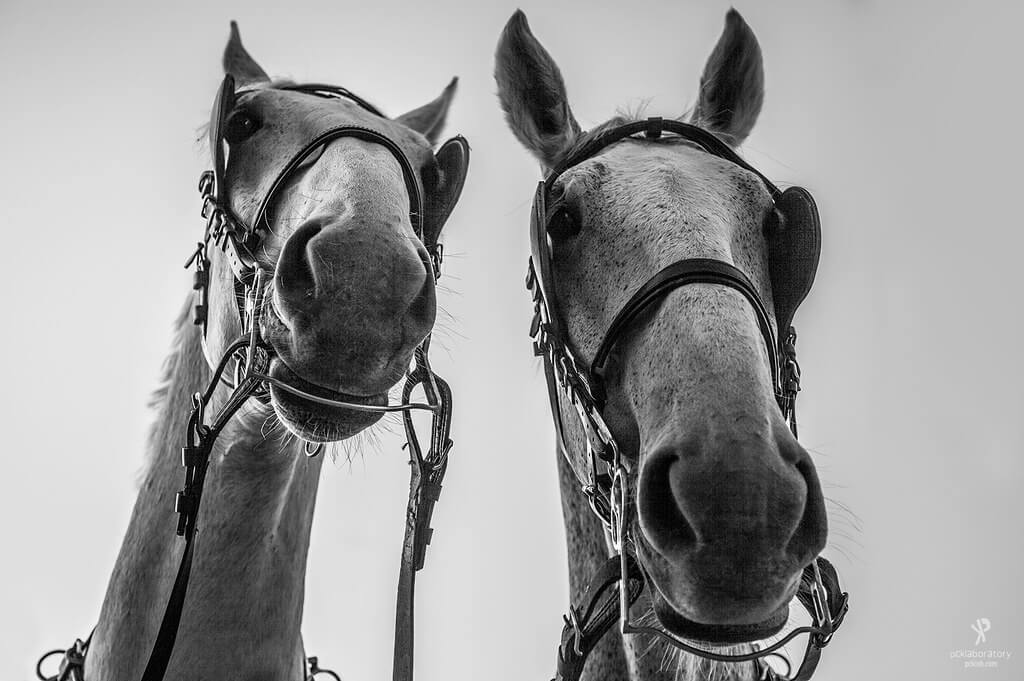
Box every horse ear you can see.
[689,9,764,146]
[494,10,579,169]
[395,78,459,145]
[223,21,270,86]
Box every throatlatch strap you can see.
[554,555,645,681]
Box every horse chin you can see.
[267,359,386,443]
[635,537,797,644]
[647,584,790,645]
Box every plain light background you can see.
[2,1,1021,680]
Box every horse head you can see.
[496,9,826,640]
[202,23,468,443]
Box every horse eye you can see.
[224,110,262,144]
[547,204,581,241]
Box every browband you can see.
[277,83,386,117]
[546,117,781,197]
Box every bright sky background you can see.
[2,1,1022,680]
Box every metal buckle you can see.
[198,170,214,196]
[306,656,342,681]
[808,559,835,646]
[581,484,612,529]
[564,606,585,656]
[429,243,444,280]
[609,463,628,554]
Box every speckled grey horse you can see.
[82,24,465,680]
[496,10,826,680]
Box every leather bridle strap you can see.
[250,125,426,241]
[591,258,779,400]
[553,555,645,681]
[551,555,848,681]
[278,83,386,118]
[393,342,453,681]
[141,338,265,681]
[545,117,781,198]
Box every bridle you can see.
[39,75,468,681]
[525,117,849,681]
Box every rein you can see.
[526,117,848,681]
[39,75,466,681]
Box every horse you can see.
[39,22,469,681]
[495,9,846,681]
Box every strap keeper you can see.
[181,446,202,469]
[422,482,443,503]
[645,117,663,139]
[530,308,542,338]
[198,170,214,195]
[525,260,537,290]
[429,243,444,276]
[174,491,195,536]
[174,490,194,514]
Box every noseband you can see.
[526,117,848,681]
[39,75,468,681]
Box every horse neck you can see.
[85,300,324,681]
[557,451,757,681]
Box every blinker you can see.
[769,186,821,337]
[208,75,236,202]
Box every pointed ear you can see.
[494,10,579,169]
[690,9,764,146]
[395,78,458,145]
[223,21,270,87]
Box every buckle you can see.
[644,117,664,139]
[564,606,585,656]
[429,243,444,279]
[197,170,214,196]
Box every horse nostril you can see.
[637,447,698,557]
[407,243,437,323]
[275,222,323,318]
[637,435,826,567]
[786,455,828,563]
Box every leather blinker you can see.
[208,75,236,202]
[767,185,821,336]
[424,135,471,248]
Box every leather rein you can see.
[38,75,465,681]
[526,118,849,681]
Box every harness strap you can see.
[249,125,426,240]
[550,555,848,681]
[591,258,779,400]
[553,555,645,681]
[142,344,264,681]
[545,117,782,198]
[393,342,453,681]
